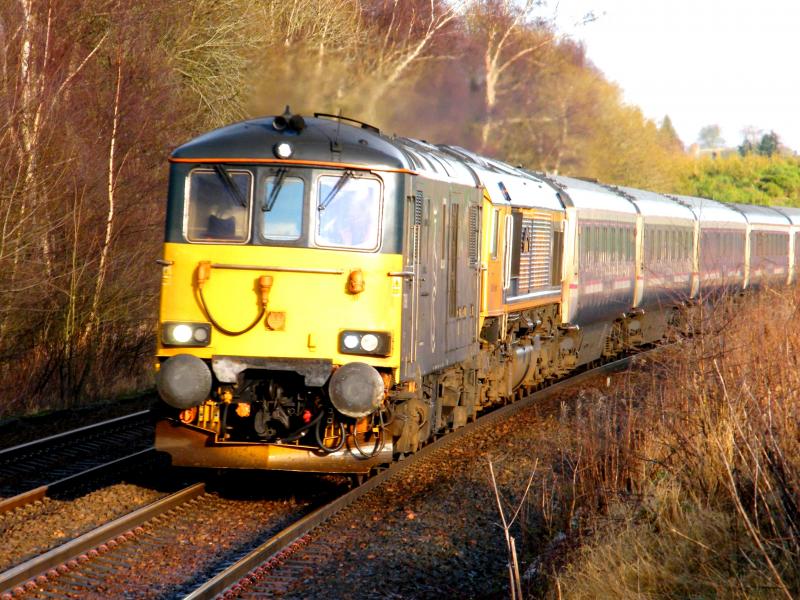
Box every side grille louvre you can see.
[518,211,553,292]
[468,205,480,267]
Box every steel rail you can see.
[0,447,155,515]
[183,352,647,600]
[0,482,206,594]
[0,410,151,458]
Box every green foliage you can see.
[758,131,781,157]
[678,155,800,206]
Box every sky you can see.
[551,0,800,151]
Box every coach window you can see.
[316,175,382,250]
[185,168,252,243]
[601,226,608,263]
[580,226,587,265]
[666,230,672,261]
[261,175,304,242]
[612,227,619,263]
[628,227,635,261]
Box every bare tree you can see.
[359,0,461,122]
[466,0,553,153]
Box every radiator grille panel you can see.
[518,211,553,293]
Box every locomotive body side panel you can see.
[400,175,481,379]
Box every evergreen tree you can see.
[658,115,683,152]
[757,131,781,157]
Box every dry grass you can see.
[542,288,800,599]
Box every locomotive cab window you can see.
[261,175,304,241]
[316,175,382,250]
[185,168,252,243]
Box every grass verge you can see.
[538,289,800,599]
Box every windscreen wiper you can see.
[263,168,287,212]
[213,163,247,207]
[318,170,354,211]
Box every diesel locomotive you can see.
[154,108,800,474]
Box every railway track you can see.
[0,472,340,599]
[184,352,644,600]
[0,411,154,509]
[0,483,207,597]
[0,350,651,599]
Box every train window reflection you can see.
[316,176,382,250]
[262,177,304,241]
[186,168,251,243]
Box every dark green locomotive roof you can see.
[171,113,410,170]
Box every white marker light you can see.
[172,324,193,343]
[360,334,379,352]
[193,328,209,343]
[274,142,293,159]
[343,334,360,349]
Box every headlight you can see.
[162,322,212,347]
[274,142,293,159]
[360,334,379,352]
[343,334,360,350]
[172,324,193,343]
[338,331,391,357]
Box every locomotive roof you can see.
[474,167,564,211]
[171,114,411,171]
[394,138,478,185]
[433,146,565,211]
